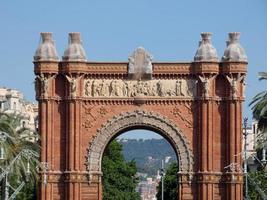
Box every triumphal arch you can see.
[34,32,247,200]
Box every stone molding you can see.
[86,110,194,176]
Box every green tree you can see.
[248,167,267,199]
[250,72,267,146]
[102,140,141,200]
[0,113,39,200]
[249,72,267,199]
[156,162,178,200]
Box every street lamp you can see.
[160,160,164,200]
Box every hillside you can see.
[118,138,177,176]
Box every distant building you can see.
[243,121,258,156]
[137,177,158,200]
[0,87,38,142]
[243,120,267,170]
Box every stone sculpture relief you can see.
[83,79,197,98]
[199,76,216,98]
[66,75,78,97]
[36,74,49,97]
[226,74,245,99]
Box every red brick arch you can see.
[87,110,194,177]
[34,33,247,199]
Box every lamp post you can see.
[243,117,248,200]
[160,160,164,200]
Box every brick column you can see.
[35,72,57,200]
[66,99,82,200]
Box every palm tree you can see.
[249,72,267,147]
[0,112,40,199]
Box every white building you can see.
[0,87,38,142]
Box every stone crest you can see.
[128,47,153,80]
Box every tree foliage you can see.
[0,113,39,200]
[248,168,267,199]
[249,72,267,147]
[156,162,178,200]
[102,140,141,200]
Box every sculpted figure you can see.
[175,80,183,96]
[148,82,157,96]
[92,80,100,97]
[100,80,109,96]
[226,74,244,99]
[36,74,49,96]
[232,80,238,98]
[122,81,128,97]
[124,81,130,97]
[84,80,91,96]
[66,75,77,97]
[157,81,165,96]
[135,81,148,96]
[203,80,209,97]
[199,76,216,98]
[110,80,122,96]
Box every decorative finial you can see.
[222,32,247,62]
[33,32,59,61]
[194,32,218,62]
[62,32,87,62]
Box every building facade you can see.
[0,87,38,141]
[34,32,247,200]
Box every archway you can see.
[86,110,194,185]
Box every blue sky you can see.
[0,0,266,138]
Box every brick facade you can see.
[34,60,247,200]
[34,32,247,200]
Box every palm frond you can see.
[259,72,267,81]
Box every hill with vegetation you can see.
[118,138,177,176]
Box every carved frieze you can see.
[83,79,197,98]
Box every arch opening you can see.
[102,128,179,199]
[103,126,180,166]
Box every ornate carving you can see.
[84,80,91,96]
[82,119,93,130]
[86,110,194,174]
[82,105,109,131]
[36,74,50,97]
[98,107,108,115]
[84,79,197,98]
[66,75,77,97]
[199,75,216,99]
[225,74,245,99]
